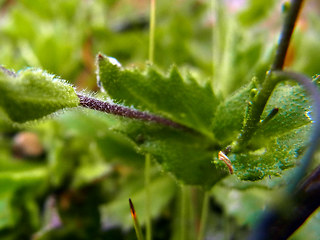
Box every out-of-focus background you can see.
[0,0,320,239]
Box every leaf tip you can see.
[129,198,136,219]
[97,52,105,61]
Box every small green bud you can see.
[0,68,79,123]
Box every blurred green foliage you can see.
[0,0,319,239]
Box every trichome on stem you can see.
[77,93,187,130]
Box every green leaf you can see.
[0,68,79,123]
[116,120,226,187]
[212,81,312,145]
[237,0,277,26]
[100,176,177,228]
[228,124,311,181]
[252,83,312,141]
[212,81,255,145]
[212,81,312,181]
[97,54,218,136]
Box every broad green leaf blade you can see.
[214,124,311,181]
[116,120,226,187]
[212,81,312,144]
[97,54,218,136]
[0,68,79,123]
[212,81,313,181]
[252,83,311,141]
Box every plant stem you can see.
[235,74,278,148]
[219,13,235,97]
[271,0,305,71]
[189,188,197,240]
[234,0,305,149]
[197,191,210,240]
[211,0,215,84]
[149,0,156,63]
[77,94,187,130]
[180,185,187,240]
[145,1,156,238]
[211,0,224,94]
[223,211,231,240]
[145,154,152,240]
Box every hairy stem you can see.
[149,0,156,63]
[235,74,278,148]
[234,0,305,149]
[180,185,187,240]
[145,154,152,240]
[145,1,156,238]
[77,94,186,129]
[271,0,304,71]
